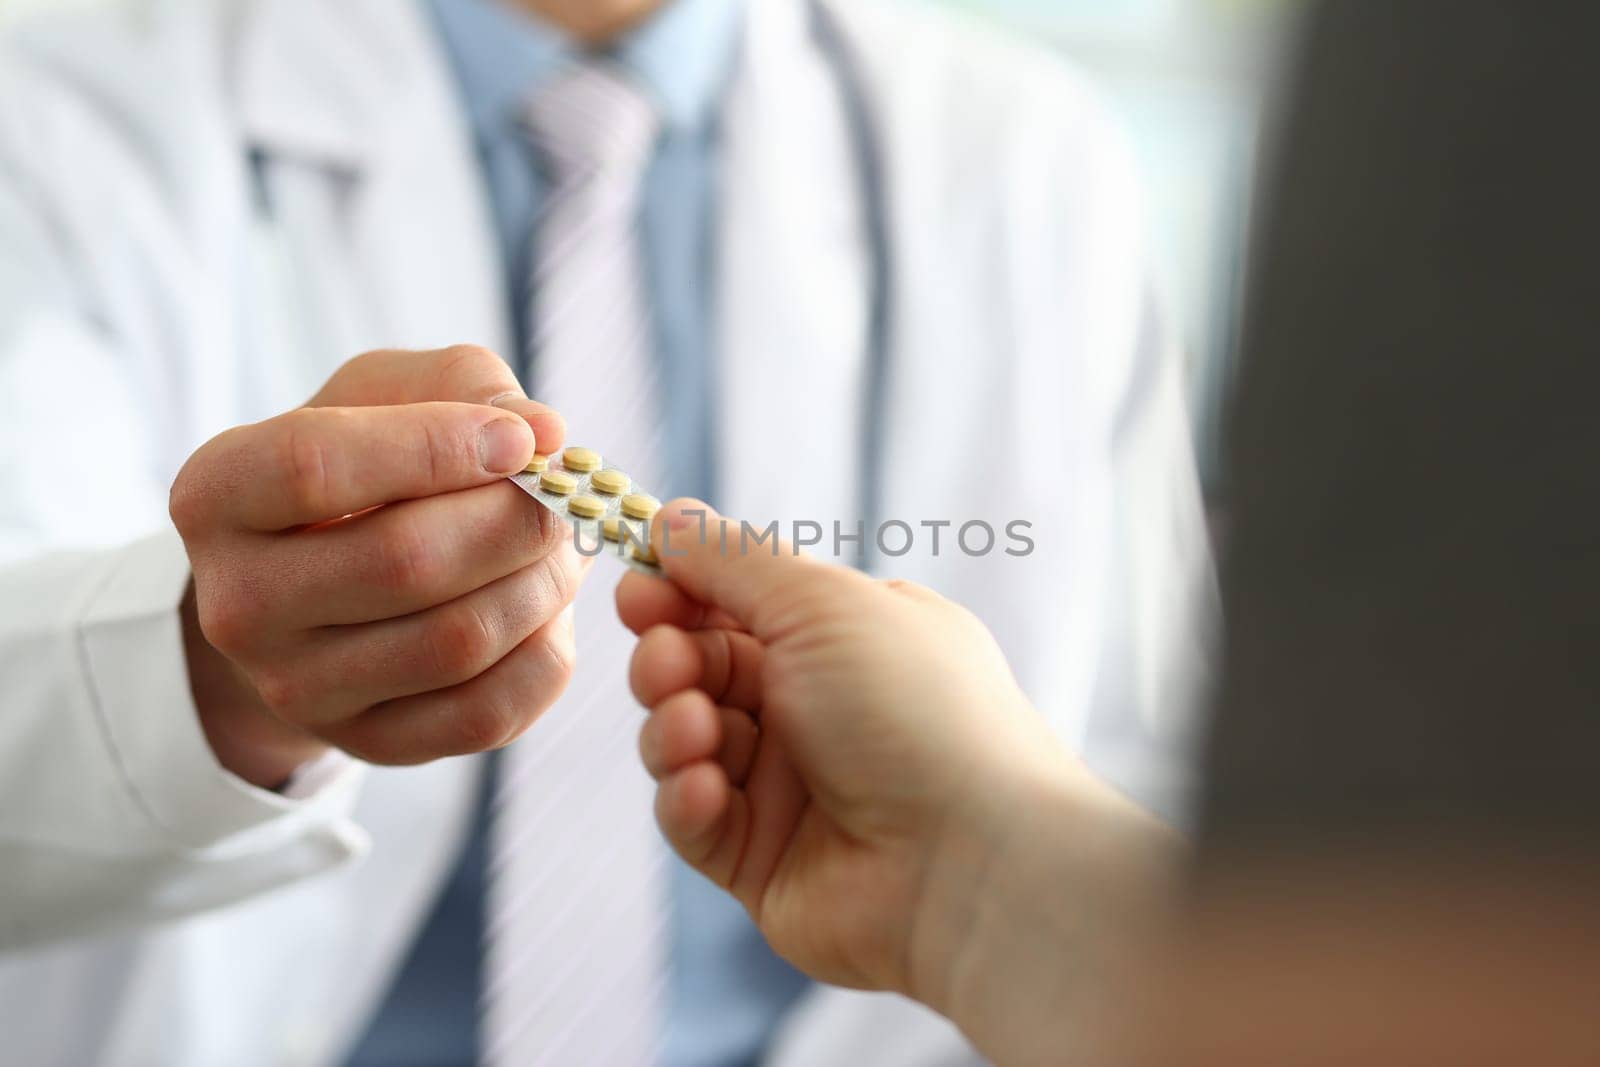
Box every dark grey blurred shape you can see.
[1199,1,1600,855]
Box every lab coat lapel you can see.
[227,0,506,1035]
[235,0,513,376]
[716,0,872,534]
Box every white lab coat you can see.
[0,0,1214,1063]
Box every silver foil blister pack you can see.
[508,450,664,576]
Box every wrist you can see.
[912,743,1185,1064]
[902,754,1062,1006]
[181,583,329,790]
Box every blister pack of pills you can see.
[508,447,664,576]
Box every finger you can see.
[655,762,750,893]
[629,625,765,711]
[638,689,720,779]
[311,345,566,454]
[178,403,538,534]
[649,500,865,639]
[615,570,743,636]
[717,706,760,788]
[726,732,810,905]
[326,613,577,765]
[639,690,761,788]
[255,550,582,726]
[490,395,566,460]
[260,480,567,626]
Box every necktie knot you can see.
[524,61,661,195]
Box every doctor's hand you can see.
[618,503,1180,1065]
[171,346,582,790]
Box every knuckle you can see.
[167,465,209,536]
[341,349,385,378]
[372,519,441,594]
[279,413,340,519]
[451,698,520,754]
[536,626,578,697]
[479,489,552,571]
[504,629,576,727]
[168,433,235,536]
[442,342,496,368]
[252,666,304,718]
[425,603,499,680]
[198,601,248,657]
[195,578,262,657]
[540,549,579,612]
[417,412,459,489]
[524,497,566,557]
[436,344,512,399]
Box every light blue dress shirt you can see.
[431,0,729,498]
[425,3,814,1066]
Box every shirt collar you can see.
[430,0,746,138]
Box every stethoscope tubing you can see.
[807,0,895,571]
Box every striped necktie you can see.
[482,61,669,1067]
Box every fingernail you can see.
[479,418,533,474]
[491,392,531,413]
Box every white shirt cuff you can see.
[282,749,357,801]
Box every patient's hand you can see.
[617,503,1108,1012]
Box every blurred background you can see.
[930,0,1287,492]
[0,0,1285,489]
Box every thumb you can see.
[650,500,859,638]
